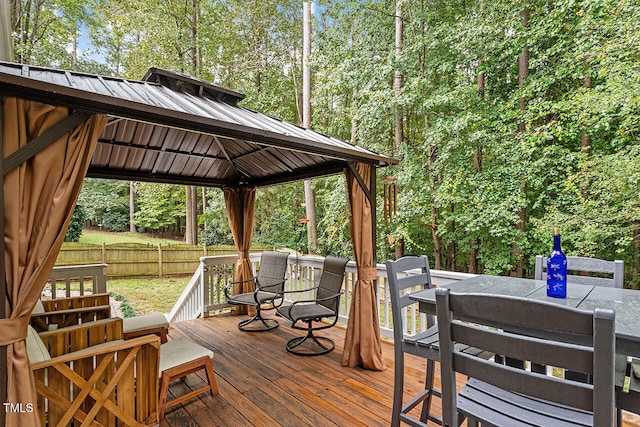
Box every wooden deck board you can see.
[161,313,640,427]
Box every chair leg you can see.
[394,357,440,427]
[237,306,279,332]
[286,321,335,356]
[419,359,435,423]
[391,353,404,427]
[158,356,219,420]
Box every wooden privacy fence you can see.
[55,242,272,278]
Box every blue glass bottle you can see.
[546,227,567,298]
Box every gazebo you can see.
[0,61,397,426]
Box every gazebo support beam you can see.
[1,101,7,427]
[3,110,92,175]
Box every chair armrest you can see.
[255,278,286,292]
[224,276,257,299]
[275,286,319,297]
[38,317,124,356]
[30,304,112,332]
[30,334,160,371]
[40,293,111,311]
[288,291,343,307]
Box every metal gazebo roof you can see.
[0,62,397,188]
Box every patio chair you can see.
[225,251,290,331]
[387,256,493,427]
[276,256,348,356]
[534,255,624,288]
[534,254,633,421]
[616,355,640,427]
[31,292,170,343]
[435,287,615,427]
[28,317,219,424]
[28,318,160,426]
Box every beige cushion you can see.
[160,338,213,374]
[31,299,45,315]
[122,312,169,333]
[26,325,51,363]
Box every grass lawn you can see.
[107,276,191,315]
[80,229,184,246]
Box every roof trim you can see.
[0,63,396,167]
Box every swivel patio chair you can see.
[435,287,616,427]
[276,256,348,356]
[225,251,290,331]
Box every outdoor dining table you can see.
[409,275,640,358]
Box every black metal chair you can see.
[436,287,616,427]
[225,251,289,332]
[276,256,348,356]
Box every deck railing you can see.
[45,263,108,298]
[167,253,476,338]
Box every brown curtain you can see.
[223,186,257,315]
[0,98,106,427]
[342,163,386,371]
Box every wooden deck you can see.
[162,313,640,427]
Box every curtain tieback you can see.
[238,251,250,259]
[0,316,30,346]
[356,267,378,281]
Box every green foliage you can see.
[14,0,640,283]
[109,292,137,318]
[78,179,130,230]
[134,183,184,232]
[65,204,86,242]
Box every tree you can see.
[64,204,86,242]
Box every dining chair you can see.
[435,287,616,427]
[386,256,491,427]
[534,255,624,288]
[387,256,441,426]
[535,254,637,425]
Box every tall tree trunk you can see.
[514,5,530,277]
[392,0,404,259]
[0,0,12,61]
[394,0,403,152]
[302,1,318,252]
[185,0,199,245]
[201,187,207,230]
[581,76,592,199]
[427,135,442,269]
[634,221,640,289]
[129,182,136,233]
[469,72,485,274]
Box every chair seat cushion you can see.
[123,312,169,333]
[160,338,214,373]
[228,291,277,306]
[278,303,334,322]
[26,325,51,363]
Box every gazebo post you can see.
[0,102,6,427]
[370,164,377,295]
